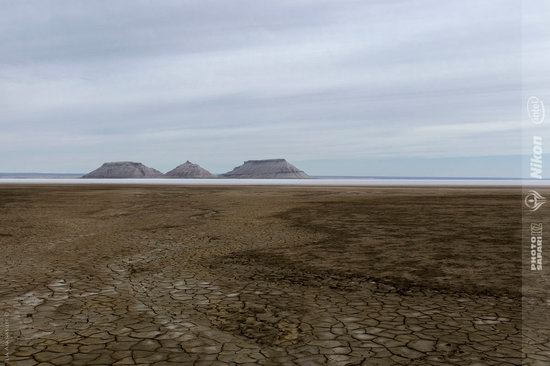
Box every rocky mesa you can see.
[82,162,164,178]
[165,161,214,178]
[222,159,309,179]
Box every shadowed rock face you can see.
[222,159,309,179]
[166,161,214,178]
[82,162,164,178]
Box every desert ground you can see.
[0,185,548,365]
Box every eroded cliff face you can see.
[166,161,214,178]
[222,159,309,179]
[82,162,164,178]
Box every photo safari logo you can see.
[528,96,546,125]
[531,223,543,271]
[525,190,547,211]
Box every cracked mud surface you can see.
[0,185,548,365]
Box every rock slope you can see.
[222,159,308,179]
[82,162,164,178]
[165,161,214,178]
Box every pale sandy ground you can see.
[0,185,548,365]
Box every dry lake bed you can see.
[0,185,549,365]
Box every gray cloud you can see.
[0,0,545,175]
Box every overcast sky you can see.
[1,0,548,176]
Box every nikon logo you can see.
[531,136,543,179]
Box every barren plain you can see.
[0,185,549,365]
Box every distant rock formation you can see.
[165,161,214,178]
[222,159,309,179]
[82,162,164,178]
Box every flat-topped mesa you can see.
[82,161,164,178]
[165,161,214,178]
[222,158,309,179]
